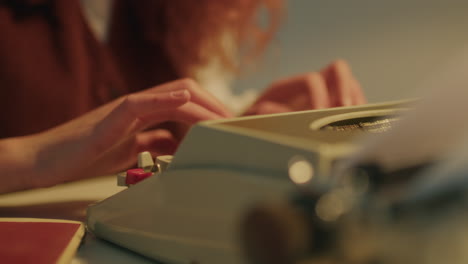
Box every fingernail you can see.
[171,90,188,98]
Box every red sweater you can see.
[0,0,179,138]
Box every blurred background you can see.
[232,0,468,103]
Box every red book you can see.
[0,218,85,264]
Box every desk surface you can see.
[0,176,158,263]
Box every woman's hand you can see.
[243,60,366,115]
[0,79,230,193]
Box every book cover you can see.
[0,218,85,264]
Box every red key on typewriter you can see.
[125,168,153,185]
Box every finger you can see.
[96,129,179,172]
[302,73,331,109]
[351,78,367,105]
[59,131,139,182]
[322,59,355,107]
[78,136,139,179]
[154,122,190,141]
[86,86,192,123]
[94,96,222,152]
[144,78,234,118]
[246,101,292,115]
[84,102,221,175]
[88,90,190,156]
[259,73,330,110]
[257,76,306,102]
[144,101,223,124]
[135,129,179,156]
[80,129,180,178]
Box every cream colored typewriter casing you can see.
[87,101,409,264]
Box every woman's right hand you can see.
[0,78,231,193]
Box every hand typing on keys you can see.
[0,79,230,193]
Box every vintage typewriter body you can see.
[86,101,409,264]
[84,49,468,263]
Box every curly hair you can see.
[160,0,284,77]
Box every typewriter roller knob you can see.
[241,203,312,264]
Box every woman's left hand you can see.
[243,60,366,115]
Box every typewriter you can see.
[87,50,468,263]
[86,100,417,264]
